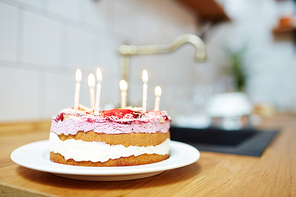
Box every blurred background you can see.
[0,0,295,125]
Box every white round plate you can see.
[11,140,200,181]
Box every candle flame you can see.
[75,69,82,82]
[155,86,162,96]
[142,69,148,83]
[88,73,95,88]
[96,68,102,82]
[119,80,128,91]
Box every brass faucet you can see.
[118,33,206,95]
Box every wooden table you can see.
[0,116,296,197]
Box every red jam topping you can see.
[54,108,170,124]
[55,113,64,122]
[101,109,141,119]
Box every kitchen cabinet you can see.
[175,0,230,22]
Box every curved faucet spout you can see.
[118,34,206,100]
[170,34,206,61]
[119,34,206,61]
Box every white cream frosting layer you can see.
[49,132,170,163]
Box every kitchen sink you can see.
[170,126,278,157]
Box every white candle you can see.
[142,69,148,113]
[119,80,128,108]
[154,86,162,111]
[94,68,102,115]
[74,69,82,109]
[88,73,96,110]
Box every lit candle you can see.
[119,80,128,108]
[142,69,148,113]
[74,69,82,109]
[88,73,96,110]
[154,86,162,111]
[94,68,102,115]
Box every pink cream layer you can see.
[50,108,171,135]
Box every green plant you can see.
[225,47,247,92]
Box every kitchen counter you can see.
[0,115,296,197]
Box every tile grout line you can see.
[0,60,120,77]
[16,4,25,64]
[38,70,47,118]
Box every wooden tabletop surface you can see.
[0,115,296,197]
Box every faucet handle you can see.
[119,45,137,55]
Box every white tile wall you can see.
[86,0,106,30]
[0,0,295,122]
[91,34,102,66]
[0,67,40,121]
[0,2,18,62]
[67,26,92,69]
[140,0,197,32]
[114,0,131,39]
[0,0,201,122]
[132,7,162,44]
[23,11,61,66]
[44,72,75,116]
[48,0,86,22]
[99,37,121,75]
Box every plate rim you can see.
[11,140,200,176]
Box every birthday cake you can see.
[49,107,171,167]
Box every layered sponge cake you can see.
[49,107,171,167]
